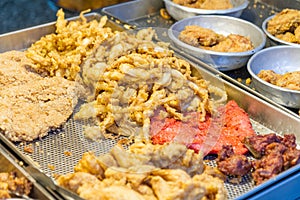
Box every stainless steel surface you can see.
[0,7,300,200]
[262,15,300,47]
[50,0,130,11]
[163,0,249,20]
[168,15,266,71]
[0,144,55,200]
[247,46,300,108]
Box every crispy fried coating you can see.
[57,143,227,200]
[173,0,233,10]
[75,28,226,142]
[179,25,254,52]
[26,9,114,80]
[258,70,300,91]
[267,9,300,44]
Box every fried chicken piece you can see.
[295,26,300,42]
[173,0,233,10]
[257,70,280,85]
[200,0,233,10]
[275,71,300,90]
[276,32,298,43]
[78,184,145,200]
[74,152,105,180]
[267,9,300,35]
[209,34,254,52]
[258,70,300,91]
[179,26,254,53]
[179,25,223,47]
[217,145,252,177]
[56,172,101,193]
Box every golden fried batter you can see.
[56,143,227,200]
[75,28,226,142]
[267,9,300,44]
[26,9,114,80]
[0,51,82,142]
[179,25,254,52]
[173,0,233,10]
[258,70,300,91]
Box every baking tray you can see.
[0,143,57,200]
[0,12,300,200]
[101,0,300,117]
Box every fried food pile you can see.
[179,25,254,52]
[0,172,32,199]
[0,51,82,141]
[216,133,300,185]
[267,9,300,44]
[75,28,226,141]
[257,69,300,91]
[26,9,114,80]
[57,142,227,200]
[244,133,300,185]
[173,0,233,10]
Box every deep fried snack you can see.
[0,172,32,199]
[26,9,114,80]
[244,133,300,185]
[0,51,81,142]
[257,69,300,91]
[179,25,254,52]
[217,145,252,177]
[75,29,226,141]
[173,0,233,10]
[57,143,227,200]
[267,8,300,44]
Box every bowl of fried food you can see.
[168,15,266,71]
[262,8,300,46]
[247,45,300,108]
[163,0,249,21]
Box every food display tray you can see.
[0,142,57,199]
[102,0,300,117]
[0,11,300,200]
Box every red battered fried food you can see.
[150,100,255,155]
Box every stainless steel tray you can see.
[0,11,300,200]
[0,143,57,200]
[101,0,300,117]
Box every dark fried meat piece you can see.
[252,152,284,185]
[283,148,300,169]
[249,133,300,185]
[258,70,300,91]
[217,145,252,177]
[243,133,282,158]
[281,134,297,148]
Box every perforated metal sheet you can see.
[12,105,275,200]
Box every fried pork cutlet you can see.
[0,51,81,142]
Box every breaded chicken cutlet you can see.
[0,51,82,142]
